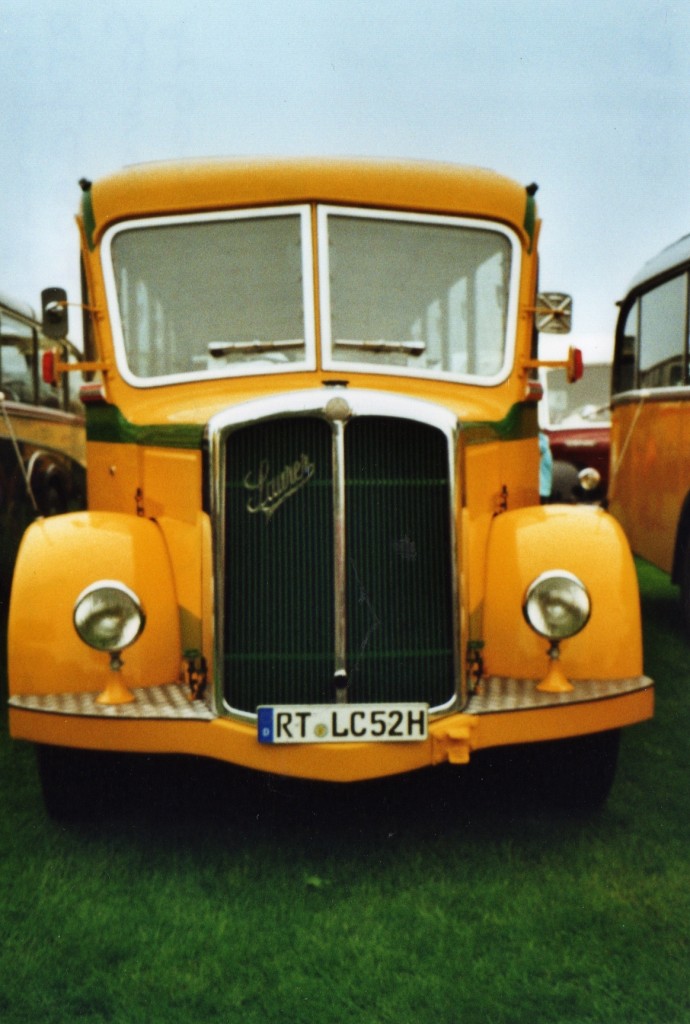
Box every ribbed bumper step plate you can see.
[9,684,215,719]
[9,675,652,720]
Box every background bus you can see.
[539,360,611,503]
[608,233,690,631]
[0,290,85,596]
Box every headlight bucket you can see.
[578,466,602,492]
[523,570,591,641]
[73,580,146,652]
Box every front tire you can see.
[526,729,621,812]
[35,745,123,821]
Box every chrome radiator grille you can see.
[210,394,459,716]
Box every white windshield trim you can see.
[101,203,521,389]
[101,205,316,388]
[317,205,521,387]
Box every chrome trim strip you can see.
[208,388,463,721]
[612,386,690,407]
[0,403,84,428]
[207,388,459,440]
[446,420,463,714]
[332,418,348,699]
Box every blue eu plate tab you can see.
[257,707,274,744]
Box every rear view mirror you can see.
[536,292,572,334]
[41,287,69,340]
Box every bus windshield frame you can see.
[101,204,521,389]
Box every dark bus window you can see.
[638,273,688,388]
[614,272,690,393]
[0,312,36,404]
[614,299,639,394]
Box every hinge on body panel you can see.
[184,650,208,701]
[494,485,508,514]
[466,640,485,693]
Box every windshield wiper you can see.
[334,339,426,356]
[208,339,303,357]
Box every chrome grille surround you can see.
[207,389,462,722]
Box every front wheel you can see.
[525,729,621,812]
[35,745,124,821]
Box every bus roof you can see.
[625,232,690,295]
[84,157,534,247]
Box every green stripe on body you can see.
[86,404,204,449]
[86,400,537,450]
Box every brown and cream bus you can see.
[609,232,690,632]
[0,291,85,594]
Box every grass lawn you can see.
[0,560,688,1024]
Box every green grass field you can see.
[1,560,688,1024]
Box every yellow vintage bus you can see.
[0,291,85,594]
[7,159,653,815]
[609,232,690,628]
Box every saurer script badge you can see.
[243,455,315,519]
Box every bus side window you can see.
[614,299,639,394]
[0,312,36,404]
[638,273,689,388]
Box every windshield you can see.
[104,204,518,387]
[319,208,517,382]
[105,207,315,384]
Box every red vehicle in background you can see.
[539,363,611,503]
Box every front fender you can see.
[8,511,181,697]
[482,505,643,680]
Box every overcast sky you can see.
[2,0,688,357]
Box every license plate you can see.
[257,703,428,744]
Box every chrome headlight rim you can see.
[73,579,146,653]
[522,569,591,641]
[578,466,602,492]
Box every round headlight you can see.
[523,571,591,640]
[73,581,145,652]
[578,466,602,492]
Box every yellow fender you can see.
[482,505,643,680]
[8,512,181,698]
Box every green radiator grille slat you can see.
[224,418,334,709]
[345,418,454,706]
[222,415,455,713]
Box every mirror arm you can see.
[42,347,110,386]
[45,299,104,321]
[55,358,109,374]
[522,345,583,384]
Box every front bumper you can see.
[9,674,653,782]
